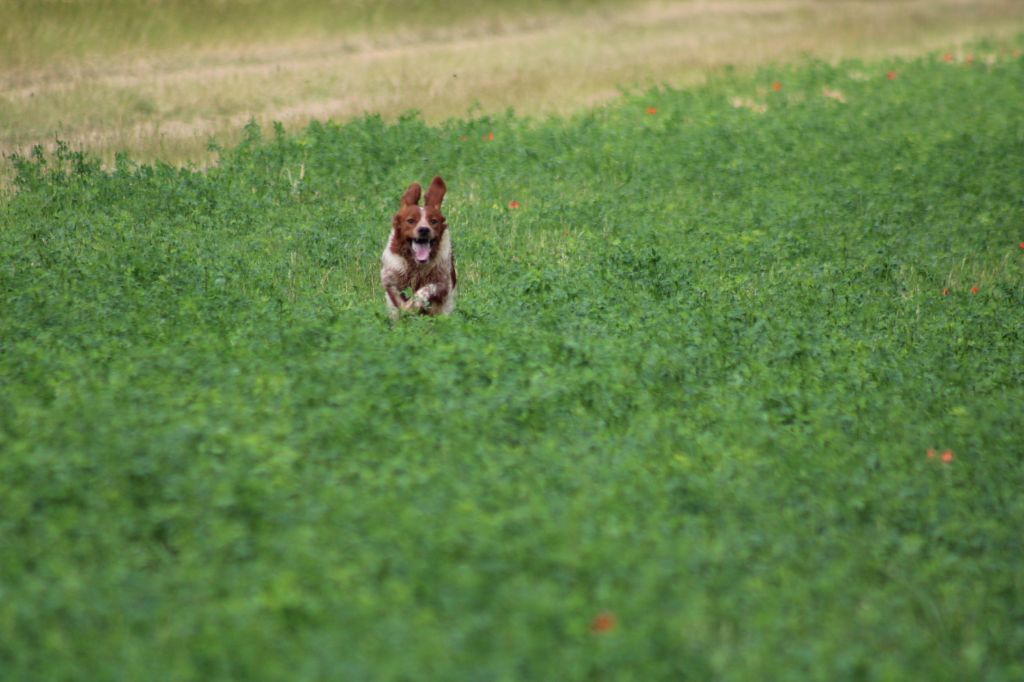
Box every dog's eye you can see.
[430,219,439,225]
[406,218,415,224]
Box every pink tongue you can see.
[413,241,432,262]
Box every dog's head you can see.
[391,176,447,265]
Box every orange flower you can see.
[771,81,783,92]
[646,106,658,115]
[486,132,495,142]
[942,287,950,296]
[965,55,975,65]
[1019,241,1024,250]
[591,612,617,634]
[943,53,954,63]
[941,450,955,463]
[887,70,898,80]
[927,448,937,459]
[508,200,521,209]
[971,286,980,295]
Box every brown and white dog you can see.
[381,176,457,318]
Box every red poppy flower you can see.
[943,53,954,63]
[971,286,979,295]
[941,450,955,463]
[927,448,936,459]
[591,612,617,634]
[486,132,495,142]
[646,106,657,115]
[1019,241,1024,250]
[508,200,521,209]
[887,70,898,80]
[771,81,783,92]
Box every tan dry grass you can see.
[2,0,1023,168]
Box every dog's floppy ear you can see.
[424,176,446,208]
[401,182,422,207]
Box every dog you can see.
[381,176,457,318]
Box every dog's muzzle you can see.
[412,237,433,263]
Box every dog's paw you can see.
[403,292,431,312]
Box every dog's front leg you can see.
[404,284,434,312]
[424,283,450,309]
[384,284,408,313]
[403,283,448,314]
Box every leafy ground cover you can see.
[2,46,1023,680]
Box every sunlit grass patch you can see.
[3,0,1023,170]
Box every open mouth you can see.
[411,238,433,263]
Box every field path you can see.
[2,0,1023,165]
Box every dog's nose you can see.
[417,226,431,238]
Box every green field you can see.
[2,44,1024,680]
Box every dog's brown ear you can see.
[424,176,446,208]
[401,182,422,206]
